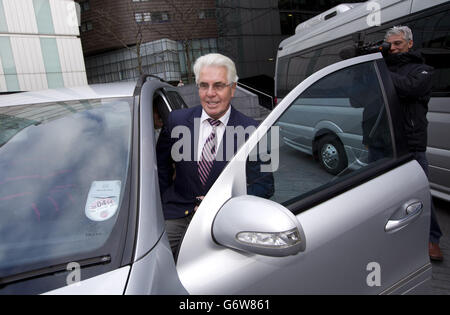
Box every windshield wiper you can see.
[0,255,111,287]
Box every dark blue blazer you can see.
[156,105,274,219]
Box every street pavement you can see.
[429,197,450,295]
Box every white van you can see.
[275,0,450,200]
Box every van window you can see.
[277,39,353,98]
[412,9,450,96]
[276,57,290,97]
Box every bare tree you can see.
[88,2,146,76]
[79,0,218,83]
[142,0,217,83]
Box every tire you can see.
[317,135,348,175]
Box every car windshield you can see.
[0,97,133,281]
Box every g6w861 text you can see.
[223,299,269,311]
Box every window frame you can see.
[276,35,354,98]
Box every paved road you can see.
[430,197,450,295]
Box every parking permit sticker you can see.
[85,180,121,222]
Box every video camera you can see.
[358,40,392,55]
[339,40,391,60]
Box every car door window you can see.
[154,92,171,125]
[247,61,393,207]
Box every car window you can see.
[247,61,393,208]
[279,38,354,98]
[166,90,188,110]
[154,93,170,125]
[0,97,132,287]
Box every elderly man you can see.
[384,26,443,261]
[156,53,274,258]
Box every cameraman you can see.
[384,26,443,261]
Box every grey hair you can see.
[193,53,239,84]
[385,25,413,42]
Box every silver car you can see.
[0,54,431,295]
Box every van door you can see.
[176,53,431,294]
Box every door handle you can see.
[385,201,423,233]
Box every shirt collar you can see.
[200,105,231,126]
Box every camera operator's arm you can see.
[388,65,433,99]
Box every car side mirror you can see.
[212,195,306,257]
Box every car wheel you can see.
[317,135,348,175]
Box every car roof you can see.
[0,81,137,107]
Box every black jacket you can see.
[385,51,434,152]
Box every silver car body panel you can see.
[0,81,137,107]
[128,77,187,293]
[125,232,188,295]
[177,53,431,294]
[179,161,431,294]
[134,79,171,262]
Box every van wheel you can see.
[317,135,348,175]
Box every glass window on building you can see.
[80,21,92,32]
[134,12,143,23]
[79,0,90,12]
[152,12,170,23]
[144,12,151,22]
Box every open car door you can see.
[176,53,431,294]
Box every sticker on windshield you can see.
[85,180,121,222]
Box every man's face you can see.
[386,33,413,54]
[198,65,236,120]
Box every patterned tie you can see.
[198,118,221,186]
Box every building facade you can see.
[215,0,283,92]
[76,0,365,88]
[76,0,218,84]
[0,0,87,93]
[77,0,218,56]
